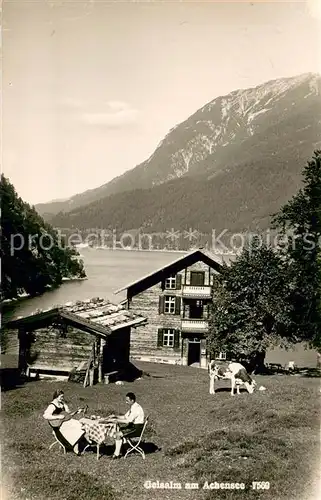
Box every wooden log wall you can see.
[129,280,182,362]
[1,330,19,355]
[128,262,218,364]
[26,326,94,372]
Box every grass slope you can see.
[1,361,320,500]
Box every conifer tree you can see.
[272,150,321,349]
[1,175,86,300]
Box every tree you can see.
[207,151,321,370]
[207,239,293,372]
[0,175,86,300]
[272,150,321,350]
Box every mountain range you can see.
[37,73,321,236]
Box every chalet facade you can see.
[5,298,146,383]
[116,250,223,368]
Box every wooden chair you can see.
[123,416,149,460]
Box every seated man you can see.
[109,392,144,459]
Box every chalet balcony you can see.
[182,285,212,299]
[181,319,209,333]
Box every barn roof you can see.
[4,297,147,337]
[115,249,226,296]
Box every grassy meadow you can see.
[1,358,320,500]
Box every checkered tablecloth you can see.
[80,418,118,444]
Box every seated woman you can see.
[43,389,85,455]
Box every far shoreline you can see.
[1,277,88,307]
[75,246,236,256]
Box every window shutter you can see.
[161,279,165,291]
[157,329,164,347]
[175,297,181,315]
[176,274,182,290]
[159,296,165,314]
[174,330,180,349]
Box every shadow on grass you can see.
[0,367,26,392]
[210,387,250,393]
[298,368,321,378]
[82,441,161,458]
[118,364,166,381]
[258,366,321,377]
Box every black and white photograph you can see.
[1,1,321,499]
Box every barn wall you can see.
[26,327,94,371]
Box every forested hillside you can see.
[49,141,315,235]
[1,175,86,300]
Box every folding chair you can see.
[81,439,101,460]
[123,416,149,460]
[48,406,89,455]
[49,427,68,454]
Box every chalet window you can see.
[159,296,181,315]
[163,329,175,347]
[190,271,205,286]
[165,275,176,289]
[215,352,226,360]
[164,296,176,313]
[163,273,182,290]
[157,328,180,349]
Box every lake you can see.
[4,249,188,320]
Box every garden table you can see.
[80,417,119,445]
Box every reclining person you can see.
[43,389,85,455]
[109,392,144,459]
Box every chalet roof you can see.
[115,249,225,296]
[5,297,147,337]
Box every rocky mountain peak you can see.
[36,73,321,218]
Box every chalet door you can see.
[187,339,201,365]
[189,300,204,319]
[190,272,205,286]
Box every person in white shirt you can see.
[109,392,145,459]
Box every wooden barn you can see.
[5,297,147,384]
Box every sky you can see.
[3,0,321,204]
